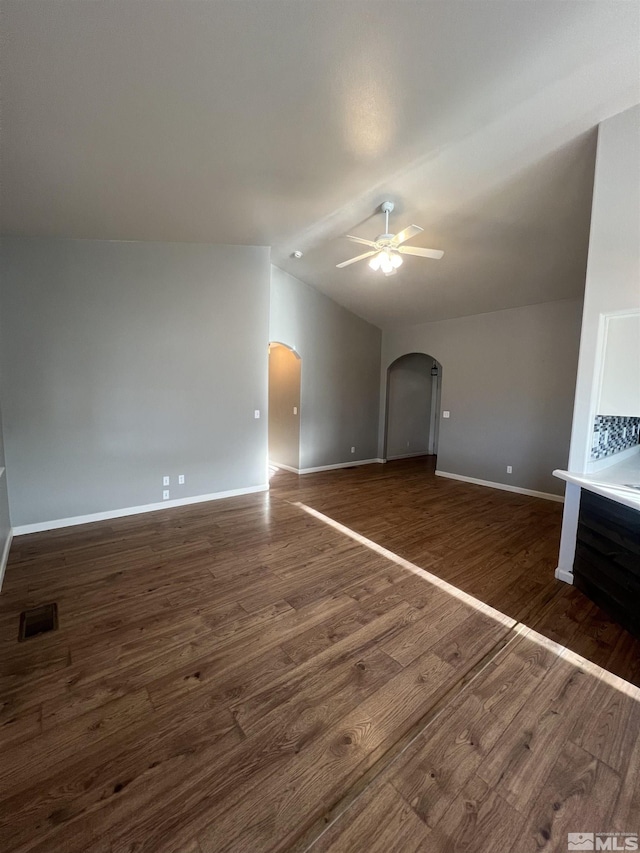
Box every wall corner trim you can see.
[0,529,14,592]
[435,470,564,503]
[555,566,574,584]
[12,484,270,536]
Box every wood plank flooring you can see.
[0,458,638,852]
[273,457,640,685]
[308,627,640,853]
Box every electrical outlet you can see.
[506,466,513,474]
[351,446,355,453]
[443,411,450,419]
[163,490,170,500]
[178,474,185,485]
[293,406,297,415]
[163,475,170,487]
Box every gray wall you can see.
[270,266,381,470]
[268,344,301,470]
[386,354,433,459]
[381,298,583,495]
[0,238,271,527]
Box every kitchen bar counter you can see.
[553,450,640,512]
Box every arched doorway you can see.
[268,342,301,472]
[384,353,442,461]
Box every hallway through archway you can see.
[384,353,441,461]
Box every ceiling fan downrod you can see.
[380,201,394,240]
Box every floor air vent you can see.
[19,603,58,641]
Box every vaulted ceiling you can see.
[1,1,638,325]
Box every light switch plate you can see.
[443,411,450,419]
[254,410,260,419]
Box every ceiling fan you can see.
[337,201,443,276]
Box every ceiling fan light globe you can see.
[380,258,394,274]
[391,253,402,268]
[368,254,382,271]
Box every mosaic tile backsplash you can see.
[590,415,640,461]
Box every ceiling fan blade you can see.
[346,234,378,248]
[336,250,377,269]
[398,246,444,259]
[391,225,423,246]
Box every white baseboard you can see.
[555,566,574,584]
[0,529,14,592]
[12,484,270,536]
[270,459,384,475]
[435,470,564,503]
[299,458,384,475]
[385,452,431,461]
[269,461,300,474]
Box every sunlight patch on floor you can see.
[293,501,514,627]
[293,501,640,701]
[512,622,640,700]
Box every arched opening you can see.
[268,342,301,472]
[384,353,442,462]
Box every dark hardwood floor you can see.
[274,457,640,685]
[0,458,638,852]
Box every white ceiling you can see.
[1,1,639,326]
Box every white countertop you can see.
[554,449,640,512]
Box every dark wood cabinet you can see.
[573,488,640,638]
